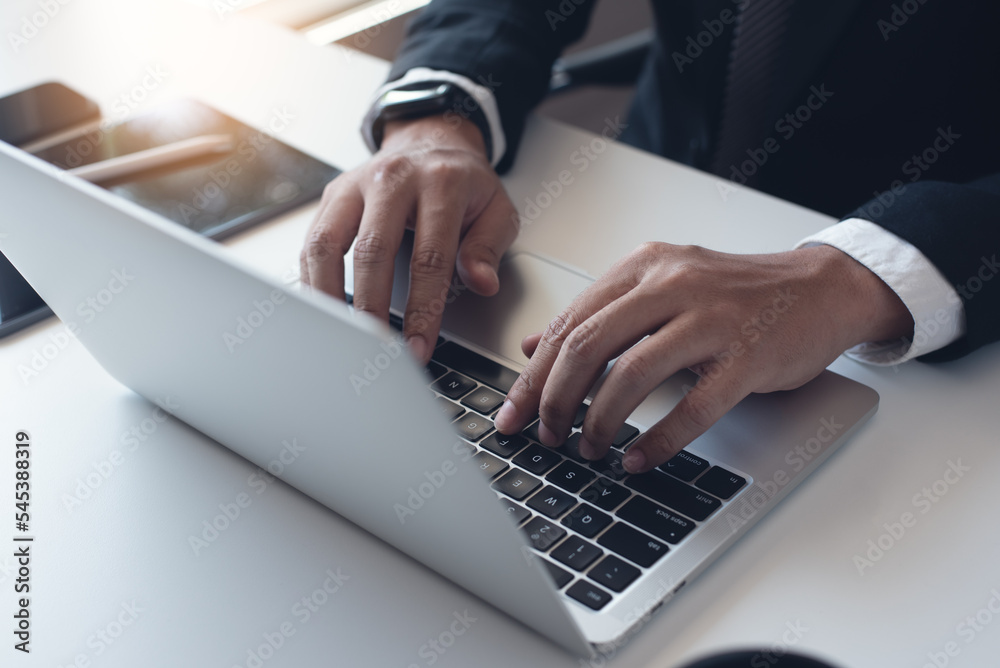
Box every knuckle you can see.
[542,308,578,347]
[353,232,392,266]
[376,153,413,181]
[682,391,720,431]
[411,246,451,276]
[305,228,344,262]
[564,319,603,361]
[614,352,653,387]
[424,158,464,184]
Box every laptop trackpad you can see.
[439,252,594,366]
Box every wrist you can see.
[382,114,488,160]
[808,244,914,346]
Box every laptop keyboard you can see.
[393,316,750,612]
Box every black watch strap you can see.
[370,81,494,163]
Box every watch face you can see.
[382,83,452,107]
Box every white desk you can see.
[3,2,999,666]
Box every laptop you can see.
[0,139,878,657]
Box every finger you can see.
[351,185,415,323]
[401,189,468,363]
[521,332,543,359]
[300,181,365,299]
[455,188,520,296]
[621,365,751,473]
[494,259,646,436]
[537,288,679,447]
[580,313,725,460]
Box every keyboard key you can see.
[460,386,505,415]
[561,503,613,538]
[696,466,748,500]
[498,498,530,525]
[522,516,566,551]
[558,432,588,462]
[552,536,603,572]
[492,469,542,500]
[431,372,477,400]
[471,451,507,479]
[588,555,640,593]
[658,450,709,482]
[522,420,542,443]
[541,559,573,589]
[566,580,612,611]
[612,423,640,449]
[432,342,520,393]
[435,397,465,422]
[581,478,631,511]
[588,450,628,480]
[547,460,596,493]
[480,433,527,458]
[598,523,668,568]
[616,497,694,544]
[455,413,493,442]
[526,486,576,518]
[513,444,563,475]
[573,403,589,428]
[425,361,447,382]
[625,470,721,521]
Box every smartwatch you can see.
[369,81,493,162]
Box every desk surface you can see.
[2,2,999,667]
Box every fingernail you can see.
[538,421,559,447]
[495,400,516,432]
[623,447,646,473]
[407,335,429,363]
[578,436,598,460]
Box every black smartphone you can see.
[0,81,101,147]
[0,95,340,338]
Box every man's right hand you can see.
[300,114,519,363]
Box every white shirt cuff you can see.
[360,67,506,168]
[795,218,965,365]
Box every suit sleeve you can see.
[846,173,1000,362]
[388,0,599,172]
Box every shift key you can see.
[625,470,720,521]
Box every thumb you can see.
[456,188,520,296]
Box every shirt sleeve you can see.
[795,217,966,365]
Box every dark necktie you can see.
[710,0,797,185]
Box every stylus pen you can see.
[66,134,234,184]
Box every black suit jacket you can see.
[388,0,1000,361]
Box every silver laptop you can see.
[0,140,878,657]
